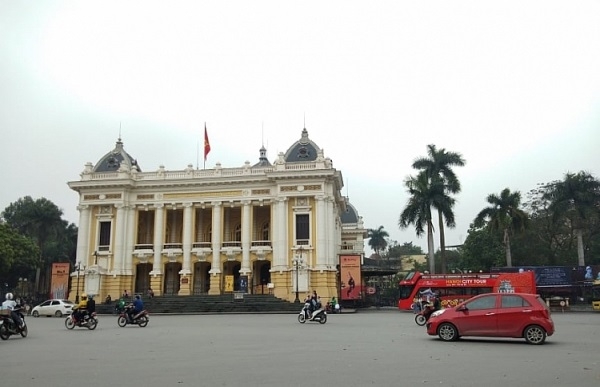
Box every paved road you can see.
[1,310,599,387]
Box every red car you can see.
[426,293,554,345]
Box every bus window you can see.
[398,285,414,300]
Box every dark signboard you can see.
[492,266,573,287]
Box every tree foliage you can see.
[367,225,389,257]
[1,196,77,296]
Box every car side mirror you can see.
[457,305,468,312]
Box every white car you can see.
[31,299,75,317]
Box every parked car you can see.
[31,299,75,317]
[426,293,554,345]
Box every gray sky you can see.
[1,1,599,255]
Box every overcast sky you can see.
[1,1,599,255]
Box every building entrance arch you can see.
[222,261,241,292]
[253,261,271,294]
[164,262,182,295]
[135,263,152,294]
[193,262,211,295]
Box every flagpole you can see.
[196,140,199,170]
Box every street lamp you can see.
[293,246,305,303]
[75,262,85,303]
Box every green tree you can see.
[0,223,39,290]
[399,172,454,273]
[545,171,600,267]
[474,188,529,267]
[412,144,465,273]
[1,196,74,295]
[456,224,504,271]
[367,226,389,258]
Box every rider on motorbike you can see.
[72,293,89,322]
[423,293,442,320]
[2,293,24,328]
[126,294,144,322]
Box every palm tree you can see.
[474,188,528,267]
[399,173,454,273]
[412,144,465,273]
[367,226,389,259]
[546,171,600,267]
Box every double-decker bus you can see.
[592,280,600,311]
[397,271,537,311]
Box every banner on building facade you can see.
[340,255,361,301]
[51,263,70,299]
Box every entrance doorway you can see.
[193,262,211,295]
[253,261,271,294]
[135,263,152,294]
[222,261,241,292]
[164,262,182,295]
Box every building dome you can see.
[93,138,141,173]
[252,145,272,168]
[283,128,321,162]
[341,203,359,224]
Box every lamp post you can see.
[75,262,84,303]
[293,246,304,303]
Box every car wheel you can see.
[524,325,546,345]
[55,310,63,318]
[32,311,39,318]
[437,323,459,342]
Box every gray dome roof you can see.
[283,128,321,162]
[93,138,141,173]
[341,203,359,224]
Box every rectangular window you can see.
[295,214,309,244]
[99,221,111,251]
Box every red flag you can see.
[204,124,211,161]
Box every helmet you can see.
[5,292,13,300]
[135,295,141,300]
[87,294,93,300]
[81,293,87,299]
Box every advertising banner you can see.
[51,263,70,299]
[340,255,361,300]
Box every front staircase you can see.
[95,294,302,315]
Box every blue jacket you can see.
[133,298,144,313]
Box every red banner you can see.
[340,255,361,300]
[51,263,70,299]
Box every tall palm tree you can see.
[367,226,389,259]
[412,144,465,273]
[546,171,600,267]
[474,188,528,267]
[399,173,454,273]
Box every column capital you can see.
[154,203,165,209]
[77,205,90,211]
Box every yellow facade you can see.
[68,129,366,303]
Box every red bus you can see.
[397,271,537,311]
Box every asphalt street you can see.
[1,310,598,387]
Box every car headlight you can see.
[431,310,445,318]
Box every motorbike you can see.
[65,311,98,330]
[415,303,435,326]
[298,302,327,324]
[117,308,149,328]
[0,308,28,340]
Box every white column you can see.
[241,200,251,275]
[151,204,164,275]
[113,204,126,272]
[124,204,136,275]
[272,197,288,270]
[75,205,91,268]
[181,203,193,275]
[316,195,327,269]
[327,197,337,268]
[209,202,222,274]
